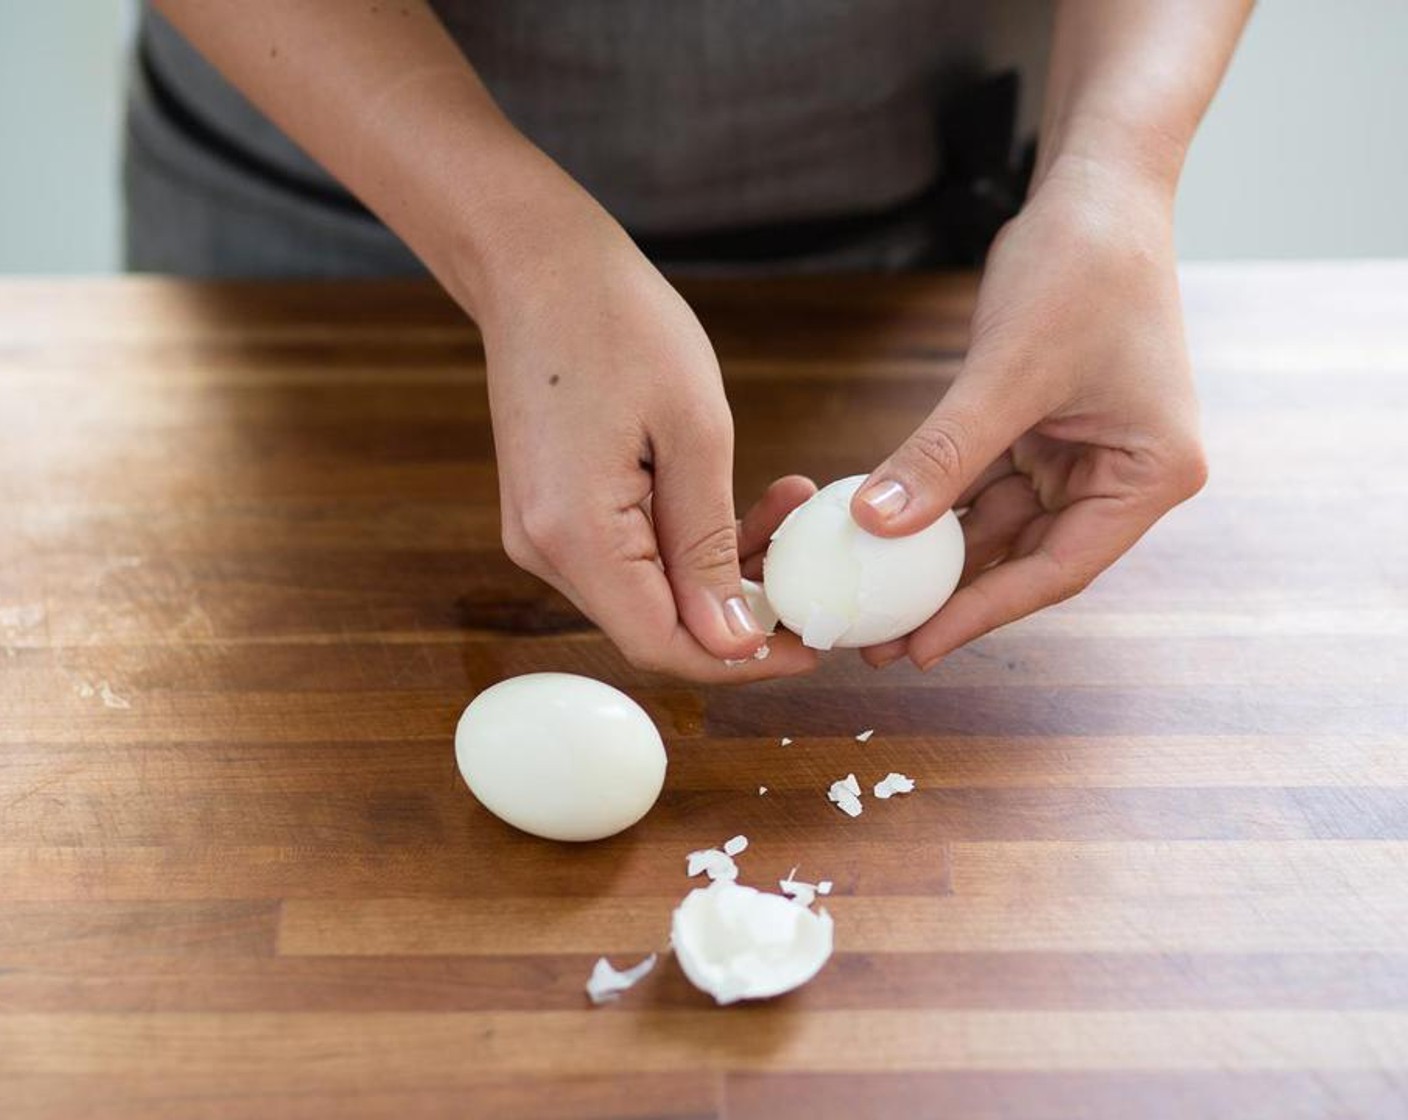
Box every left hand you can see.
[850,156,1209,669]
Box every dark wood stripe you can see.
[708,684,1407,737]
[3,631,1400,692]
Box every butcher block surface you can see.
[1,265,1406,1118]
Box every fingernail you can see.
[859,479,910,520]
[723,595,763,638]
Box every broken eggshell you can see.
[585,953,658,1005]
[671,879,834,1005]
[762,475,964,649]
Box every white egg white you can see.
[454,673,666,842]
[763,475,964,649]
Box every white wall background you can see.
[2,0,1406,273]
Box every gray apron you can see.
[124,1,1033,277]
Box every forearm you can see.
[1033,0,1253,198]
[152,0,596,319]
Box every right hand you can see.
[476,201,818,682]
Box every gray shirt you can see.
[128,2,1038,275]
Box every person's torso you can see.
[141,0,987,236]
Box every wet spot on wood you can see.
[453,593,593,636]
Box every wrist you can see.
[436,138,634,333]
[1029,140,1179,252]
[1033,108,1189,210]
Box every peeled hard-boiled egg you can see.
[763,474,965,649]
[454,673,666,842]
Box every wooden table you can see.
[1,266,1405,1119]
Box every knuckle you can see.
[1171,441,1210,500]
[907,417,968,483]
[693,407,734,451]
[1038,548,1099,604]
[1064,566,1100,599]
[672,522,740,578]
[618,638,666,675]
[517,502,573,560]
[500,523,538,571]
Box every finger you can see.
[858,473,1037,668]
[565,504,817,682]
[956,452,1018,510]
[859,637,908,669]
[737,474,817,560]
[957,473,1043,583]
[905,491,1164,669]
[850,357,1049,538]
[648,415,768,660]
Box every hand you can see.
[479,204,819,682]
[850,157,1208,669]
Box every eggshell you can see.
[671,879,834,1004]
[455,673,666,842]
[763,475,965,649]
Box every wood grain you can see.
[2,265,1406,1118]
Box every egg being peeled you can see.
[455,673,666,842]
[763,475,965,649]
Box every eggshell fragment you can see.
[855,729,874,743]
[874,772,917,799]
[779,876,818,907]
[455,673,666,842]
[585,953,657,1004]
[801,606,851,651]
[723,835,749,857]
[671,880,834,1004]
[763,475,965,649]
[827,774,864,818]
[686,848,739,881]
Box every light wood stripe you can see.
[3,950,1403,1014]
[0,840,949,902]
[1,1011,1405,1078]
[277,893,1408,955]
[4,1075,717,1120]
[4,841,1404,903]
[726,1071,1408,1120]
[948,841,1408,896]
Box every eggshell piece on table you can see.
[455,672,666,842]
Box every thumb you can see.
[651,424,767,661]
[850,372,1040,537]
